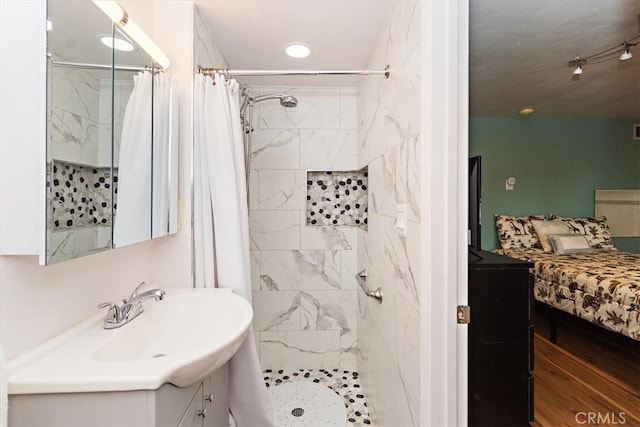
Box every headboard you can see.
[595,189,640,237]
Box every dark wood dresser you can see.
[468,250,534,426]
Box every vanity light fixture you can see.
[285,43,311,58]
[568,34,639,75]
[99,34,135,52]
[92,0,170,69]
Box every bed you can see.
[493,214,640,341]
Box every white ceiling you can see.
[49,1,153,78]
[194,0,393,87]
[196,0,640,119]
[50,1,112,64]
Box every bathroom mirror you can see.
[46,0,178,264]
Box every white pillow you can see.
[531,220,573,252]
[549,234,592,254]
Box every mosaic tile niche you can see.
[49,160,117,229]
[306,169,368,228]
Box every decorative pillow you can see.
[495,214,545,250]
[531,219,574,252]
[549,215,615,250]
[548,234,592,254]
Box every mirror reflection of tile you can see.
[306,168,368,229]
[49,160,117,229]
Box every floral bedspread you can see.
[495,248,640,341]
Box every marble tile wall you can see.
[47,225,112,264]
[193,6,423,422]
[193,7,360,370]
[50,65,132,168]
[356,1,422,426]
[50,65,102,166]
[249,86,360,370]
[49,62,131,258]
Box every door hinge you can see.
[457,305,470,324]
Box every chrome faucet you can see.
[98,281,166,329]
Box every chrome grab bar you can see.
[356,269,383,303]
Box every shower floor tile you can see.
[263,368,372,426]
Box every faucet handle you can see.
[126,281,148,302]
[98,301,121,321]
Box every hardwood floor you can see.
[531,307,640,426]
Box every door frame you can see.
[420,1,469,425]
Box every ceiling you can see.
[194,0,393,87]
[49,1,152,78]
[196,0,640,119]
[470,0,640,118]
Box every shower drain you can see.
[291,408,305,417]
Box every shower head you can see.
[279,95,298,108]
[240,92,298,134]
[252,94,298,108]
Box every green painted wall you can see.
[470,118,640,252]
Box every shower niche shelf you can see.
[306,168,368,229]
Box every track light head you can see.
[573,63,583,75]
[569,35,639,76]
[620,43,632,61]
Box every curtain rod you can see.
[51,60,159,72]
[197,65,390,79]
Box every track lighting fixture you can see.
[620,43,633,61]
[572,60,583,75]
[568,34,639,75]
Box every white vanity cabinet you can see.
[175,367,230,427]
[8,364,229,427]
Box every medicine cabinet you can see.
[45,0,178,264]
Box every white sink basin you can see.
[7,288,252,394]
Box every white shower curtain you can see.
[193,73,274,427]
[115,71,178,246]
[152,73,179,237]
[114,71,152,247]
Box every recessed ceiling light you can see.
[99,35,135,52]
[285,43,311,59]
[519,107,535,116]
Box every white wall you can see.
[0,0,195,361]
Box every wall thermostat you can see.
[506,177,516,190]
